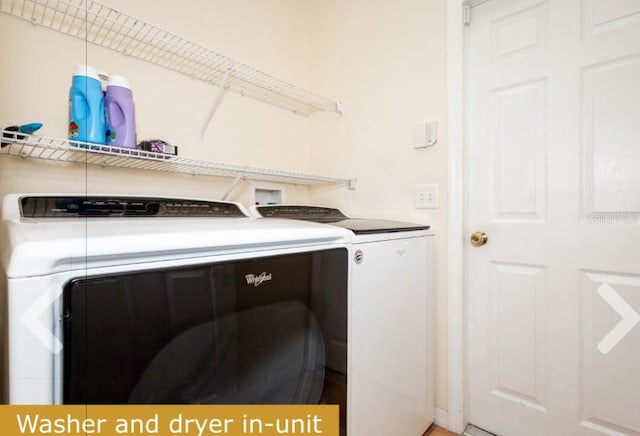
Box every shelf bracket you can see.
[220,172,245,201]
[201,66,234,139]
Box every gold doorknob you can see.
[470,231,488,247]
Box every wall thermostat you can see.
[413,121,438,149]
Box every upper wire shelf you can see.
[0,130,354,187]
[0,0,341,116]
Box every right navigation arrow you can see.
[597,283,640,354]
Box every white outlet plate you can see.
[416,184,438,209]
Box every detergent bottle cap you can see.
[74,64,100,81]
[108,75,131,89]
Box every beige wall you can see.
[306,0,449,409]
[1,0,449,411]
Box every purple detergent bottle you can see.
[105,75,137,148]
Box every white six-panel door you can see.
[467,1,640,435]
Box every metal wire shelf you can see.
[0,0,341,116]
[0,130,354,187]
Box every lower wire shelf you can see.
[0,130,355,188]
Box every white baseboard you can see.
[434,407,448,429]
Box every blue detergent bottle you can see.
[68,64,105,144]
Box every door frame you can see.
[446,0,474,433]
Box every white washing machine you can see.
[252,205,435,436]
[0,194,351,431]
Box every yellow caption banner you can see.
[0,405,339,436]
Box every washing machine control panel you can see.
[255,205,348,222]
[20,196,247,218]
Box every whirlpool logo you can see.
[245,272,273,287]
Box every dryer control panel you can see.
[20,196,247,218]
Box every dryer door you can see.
[62,248,347,408]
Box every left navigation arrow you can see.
[19,284,64,354]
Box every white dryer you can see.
[0,195,350,432]
[252,205,435,436]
